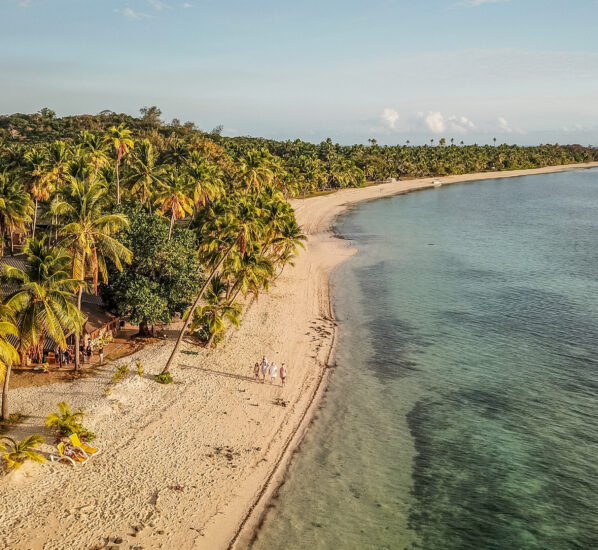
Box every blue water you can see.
[252,169,598,550]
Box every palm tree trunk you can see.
[32,198,38,239]
[206,331,217,348]
[168,212,175,241]
[161,242,235,374]
[74,286,83,371]
[116,159,121,205]
[1,364,11,421]
[8,227,14,256]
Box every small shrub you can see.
[154,372,173,385]
[7,412,28,424]
[0,435,45,469]
[78,427,96,442]
[136,361,144,377]
[113,364,129,383]
[45,402,84,437]
[104,387,112,396]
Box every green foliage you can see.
[101,204,203,328]
[45,401,84,436]
[154,371,173,384]
[113,364,129,383]
[136,361,144,377]
[0,435,45,470]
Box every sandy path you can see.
[1,162,596,550]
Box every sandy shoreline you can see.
[0,161,596,550]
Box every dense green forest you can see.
[2,107,596,194]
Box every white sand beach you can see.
[1,161,596,550]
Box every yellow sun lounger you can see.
[50,442,88,466]
[69,433,101,456]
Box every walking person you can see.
[280,363,287,387]
[56,347,63,369]
[269,361,278,384]
[64,348,71,366]
[253,362,260,380]
[98,345,104,365]
[86,344,92,364]
[79,343,85,363]
[261,357,269,382]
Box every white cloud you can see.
[381,108,399,129]
[147,0,166,10]
[497,116,513,133]
[424,112,476,134]
[113,7,152,19]
[425,111,446,133]
[183,2,193,7]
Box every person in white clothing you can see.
[269,362,278,384]
[261,357,269,382]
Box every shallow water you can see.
[252,169,598,550]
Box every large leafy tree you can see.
[101,205,202,337]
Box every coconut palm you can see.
[24,148,54,239]
[107,123,134,204]
[0,305,19,421]
[0,435,45,469]
[161,195,265,373]
[237,149,274,198]
[0,172,34,256]
[43,141,70,189]
[127,139,163,211]
[160,135,190,168]
[154,171,195,240]
[188,276,241,348]
[80,130,109,175]
[186,153,223,210]
[225,245,274,303]
[55,178,132,369]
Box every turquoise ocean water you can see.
[252,169,598,550]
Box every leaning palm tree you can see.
[0,172,34,256]
[107,123,134,205]
[0,304,19,421]
[55,178,132,369]
[153,171,195,241]
[2,239,83,414]
[161,195,265,374]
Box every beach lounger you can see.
[69,433,101,456]
[50,442,88,466]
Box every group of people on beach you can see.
[55,343,104,368]
[254,356,287,386]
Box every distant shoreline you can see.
[230,160,598,549]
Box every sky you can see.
[1,0,597,145]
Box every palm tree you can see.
[160,135,190,168]
[107,123,134,204]
[2,239,83,413]
[80,131,109,175]
[237,149,274,198]
[161,195,265,374]
[0,305,19,421]
[0,435,45,469]
[154,171,195,240]
[55,178,132,370]
[45,401,85,436]
[186,153,223,210]
[24,148,54,240]
[188,276,241,348]
[127,139,162,211]
[224,245,274,304]
[0,172,34,256]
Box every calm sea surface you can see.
[252,169,598,550]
